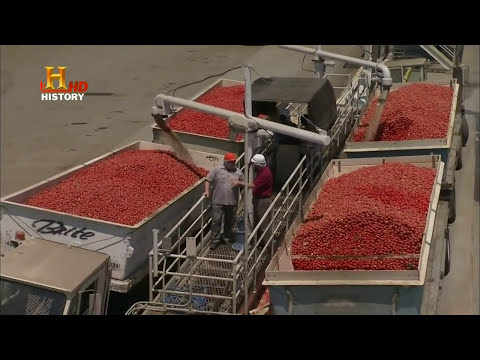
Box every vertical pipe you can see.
[365,45,373,62]
[453,45,465,111]
[453,45,464,68]
[243,65,253,118]
[242,65,254,242]
[243,132,252,316]
[313,45,324,78]
[245,132,257,239]
[244,133,251,248]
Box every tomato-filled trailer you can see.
[152,79,247,155]
[263,155,449,315]
[0,141,224,293]
[343,80,462,223]
[343,80,459,163]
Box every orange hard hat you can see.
[224,153,237,162]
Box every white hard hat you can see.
[251,154,266,167]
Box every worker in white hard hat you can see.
[232,153,273,247]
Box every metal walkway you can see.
[125,68,369,315]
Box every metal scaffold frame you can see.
[125,68,370,316]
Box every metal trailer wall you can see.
[263,155,446,315]
[268,201,450,315]
[152,79,246,155]
[343,80,459,164]
[0,141,224,292]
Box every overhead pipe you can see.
[153,94,332,146]
[279,45,392,88]
[279,45,393,141]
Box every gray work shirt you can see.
[206,165,244,205]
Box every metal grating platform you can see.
[158,242,268,314]
[153,194,301,314]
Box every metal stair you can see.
[419,45,456,70]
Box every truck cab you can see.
[0,235,111,315]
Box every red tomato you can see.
[292,163,434,271]
[353,83,453,142]
[25,150,208,226]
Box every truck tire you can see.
[461,115,469,146]
[448,188,456,224]
[456,143,463,170]
[443,228,451,278]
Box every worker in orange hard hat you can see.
[224,152,237,162]
[204,152,243,250]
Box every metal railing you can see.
[329,71,368,147]
[235,155,311,311]
[325,72,353,91]
[438,45,454,59]
[125,153,311,315]
[125,69,369,316]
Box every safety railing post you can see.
[286,184,290,231]
[177,227,181,273]
[152,229,159,278]
[252,231,257,295]
[232,262,237,314]
[244,252,249,315]
[201,199,204,246]
[149,255,153,302]
[270,207,275,258]
[299,162,303,217]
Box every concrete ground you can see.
[1,45,477,315]
[437,45,480,315]
[0,45,361,196]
